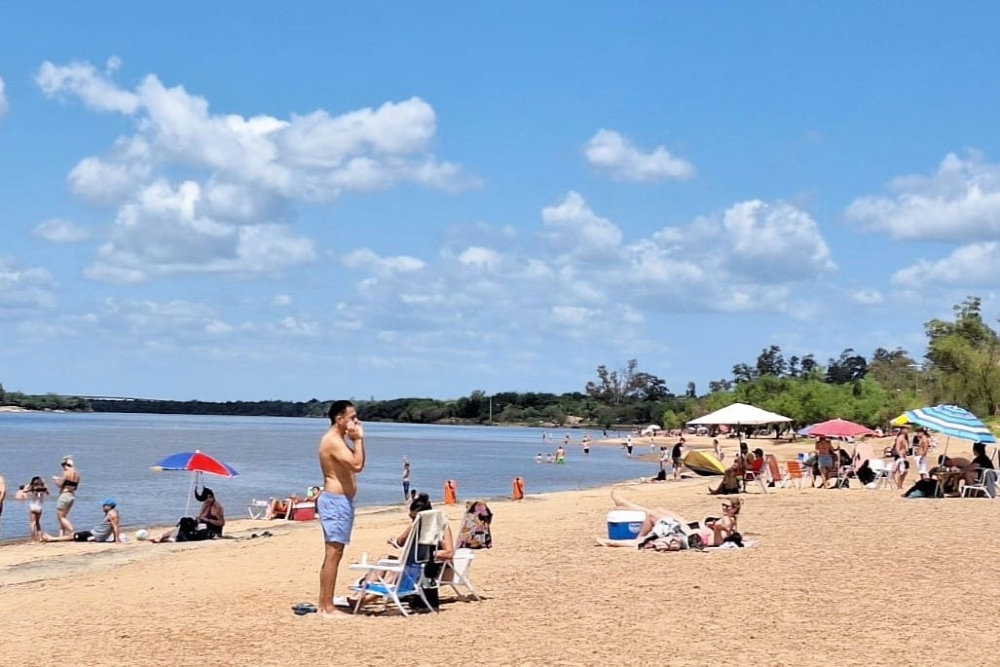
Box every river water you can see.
[0,412,652,541]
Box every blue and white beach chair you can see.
[348,509,443,616]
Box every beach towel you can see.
[706,540,756,550]
[456,500,493,549]
[417,511,449,545]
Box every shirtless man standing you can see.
[891,426,910,489]
[915,427,931,480]
[317,400,366,618]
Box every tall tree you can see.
[825,348,868,384]
[925,298,1000,415]
[755,345,787,377]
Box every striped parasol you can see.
[902,405,996,444]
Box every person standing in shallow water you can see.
[317,400,366,619]
[402,458,411,502]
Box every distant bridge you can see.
[69,395,162,402]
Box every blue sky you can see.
[2,3,1000,401]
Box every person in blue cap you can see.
[41,498,120,543]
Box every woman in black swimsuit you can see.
[195,486,225,537]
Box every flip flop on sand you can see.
[291,602,318,616]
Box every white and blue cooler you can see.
[606,510,646,540]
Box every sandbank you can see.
[4,438,1000,666]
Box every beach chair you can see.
[961,468,998,499]
[247,499,269,520]
[781,460,812,489]
[743,458,768,493]
[348,509,444,617]
[866,459,895,490]
[437,547,481,601]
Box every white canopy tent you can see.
[687,402,792,426]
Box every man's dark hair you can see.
[328,400,355,423]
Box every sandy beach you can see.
[4,435,1000,666]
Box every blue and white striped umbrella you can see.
[903,405,996,444]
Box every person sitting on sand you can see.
[151,486,226,542]
[596,490,742,550]
[41,498,119,543]
[708,454,746,495]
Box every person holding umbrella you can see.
[317,400,366,619]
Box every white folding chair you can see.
[867,459,895,489]
[438,547,481,601]
[247,499,270,519]
[962,469,997,499]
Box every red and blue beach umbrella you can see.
[151,450,239,515]
[152,450,240,477]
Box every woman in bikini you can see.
[52,455,81,537]
[15,476,50,542]
[596,490,742,550]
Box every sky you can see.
[2,2,1000,402]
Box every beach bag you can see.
[456,500,493,549]
[175,517,212,542]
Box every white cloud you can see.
[36,58,478,280]
[0,258,58,313]
[268,316,321,337]
[83,180,316,283]
[36,60,140,113]
[542,191,623,259]
[342,248,425,274]
[722,200,835,281]
[849,288,885,306]
[333,192,838,348]
[584,129,695,182]
[271,294,293,307]
[32,219,92,243]
[0,76,8,119]
[892,242,1000,290]
[457,246,502,271]
[846,151,1000,241]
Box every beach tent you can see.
[640,424,661,435]
[687,403,792,426]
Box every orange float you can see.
[443,479,458,505]
[512,476,525,500]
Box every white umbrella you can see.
[687,402,792,426]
